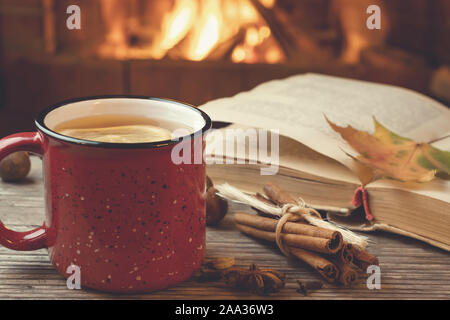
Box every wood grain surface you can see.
[0,157,449,299]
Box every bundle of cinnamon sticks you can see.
[233,183,379,286]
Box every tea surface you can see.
[53,115,186,143]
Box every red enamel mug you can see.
[0,96,211,292]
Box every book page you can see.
[205,124,361,185]
[201,73,450,171]
[431,132,450,150]
[367,178,450,203]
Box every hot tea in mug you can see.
[0,96,212,292]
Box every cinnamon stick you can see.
[254,193,277,206]
[351,246,379,271]
[335,242,353,264]
[263,182,298,205]
[251,193,279,217]
[234,212,343,252]
[235,221,339,283]
[289,247,339,283]
[235,221,342,255]
[262,183,322,219]
[331,258,358,286]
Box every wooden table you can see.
[0,157,449,299]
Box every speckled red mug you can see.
[0,96,211,292]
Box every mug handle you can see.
[0,132,47,251]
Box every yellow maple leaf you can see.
[327,117,450,183]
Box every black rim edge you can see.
[34,95,212,149]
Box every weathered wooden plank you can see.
[0,157,449,299]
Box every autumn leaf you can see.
[326,117,450,182]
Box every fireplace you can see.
[97,0,285,64]
[0,0,449,136]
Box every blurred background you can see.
[0,0,449,136]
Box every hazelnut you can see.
[206,187,228,226]
[0,152,31,182]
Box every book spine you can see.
[352,187,374,221]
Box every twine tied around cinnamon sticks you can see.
[215,182,378,285]
[215,183,368,250]
[275,202,322,256]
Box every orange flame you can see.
[186,0,222,61]
[98,0,283,63]
[160,0,197,51]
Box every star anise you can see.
[223,264,285,295]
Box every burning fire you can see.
[98,0,285,64]
[187,0,222,61]
[160,0,197,52]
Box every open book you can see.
[200,73,450,251]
